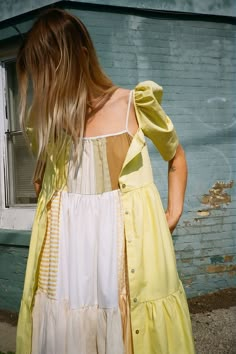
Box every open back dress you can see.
[31,92,135,354]
[16,81,195,354]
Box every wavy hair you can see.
[16,8,117,182]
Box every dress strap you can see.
[125,90,133,133]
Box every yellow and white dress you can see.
[32,124,134,353]
[16,81,195,354]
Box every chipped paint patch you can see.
[197,210,210,217]
[224,255,234,263]
[201,180,234,208]
[207,265,236,273]
[182,180,234,227]
[210,255,224,264]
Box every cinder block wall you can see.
[0,3,235,310]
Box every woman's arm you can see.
[165,144,188,233]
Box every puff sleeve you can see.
[133,80,179,161]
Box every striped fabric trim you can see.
[93,138,112,194]
[38,191,61,299]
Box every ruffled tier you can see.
[32,290,126,354]
[134,282,195,354]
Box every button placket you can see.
[124,209,133,242]
[121,194,145,350]
[123,196,139,338]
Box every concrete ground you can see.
[0,306,235,353]
[191,306,236,353]
[0,321,16,353]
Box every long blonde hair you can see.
[16,8,117,181]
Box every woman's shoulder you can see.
[107,87,138,135]
[109,87,131,106]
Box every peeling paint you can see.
[182,180,234,227]
[210,255,224,264]
[201,180,234,208]
[224,255,234,263]
[207,265,236,273]
[197,210,210,217]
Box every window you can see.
[0,56,37,234]
[0,56,36,229]
[4,60,37,206]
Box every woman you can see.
[16,8,195,354]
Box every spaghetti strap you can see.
[125,90,133,133]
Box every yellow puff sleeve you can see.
[133,80,179,161]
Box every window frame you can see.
[0,55,36,231]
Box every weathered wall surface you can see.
[0,2,235,310]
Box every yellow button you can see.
[131,269,135,273]
[133,298,137,303]
[135,330,139,334]
[122,184,126,188]
[125,211,129,215]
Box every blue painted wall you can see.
[0,1,235,310]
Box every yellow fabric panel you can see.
[120,183,195,353]
[38,192,61,298]
[133,80,179,161]
[93,138,112,193]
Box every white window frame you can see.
[0,59,36,230]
